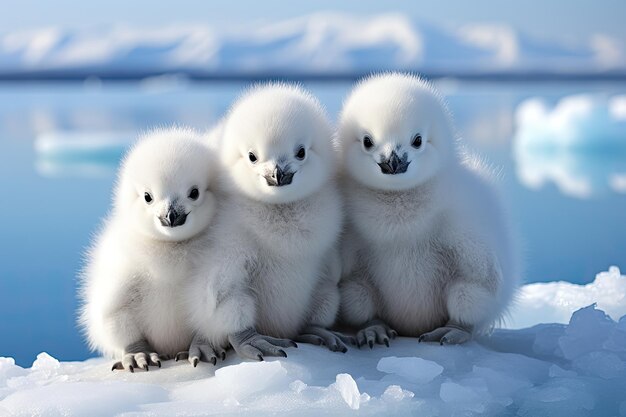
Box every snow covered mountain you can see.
[1,13,624,78]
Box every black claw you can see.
[418,336,424,343]
[368,340,374,349]
[143,365,149,371]
[341,346,348,353]
[257,355,264,361]
[129,366,134,373]
[221,352,226,361]
[111,364,118,372]
[384,339,390,347]
[157,361,161,368]
[440,339,445,346]
[211,357,217,366]
[192,358,199,368]
[391,331,398,339]
[291,341,298,348]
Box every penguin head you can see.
[115,127,218,242]
[220,83,336,204]
[338,72,456,191]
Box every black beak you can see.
[159,207,188,228]
[264,165,295,187]
[378,151,411,175]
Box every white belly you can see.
[253,256,318,338]
[140,280,193,355]
[371,242,449,336]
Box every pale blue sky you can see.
[2,0,626,43]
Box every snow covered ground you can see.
[1,13,624,77]
[1,267,625,416]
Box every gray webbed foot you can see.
[228,328,297,361]
[295,326,354,353]
[175,334,227,367]
[112,340,161,372]
[356,319,397,349]
[419,321,473,345]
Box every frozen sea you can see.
[0,79,625,369]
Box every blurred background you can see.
[1,0,625,366]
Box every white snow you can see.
[513,94,626,198]
[507,266,626,328]
[1,13,624,76]
[1,268,625,416]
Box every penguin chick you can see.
[78,127,219,372]
[183,83,349,365]
[337,73,519,347]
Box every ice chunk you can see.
[472,366,532,401]
[289,379,307,394]
[333,373,361,410]
[31,352,60,374]
[573,351,625,379]
[440,379,491,413]
[377,356,444,383]
[0,358,25,386]
[605,315,626,352]
[558,305,615,360]
[381,385,414,402]
[440,381,477,403]
[172,360,290,404]
[517,378,595,417]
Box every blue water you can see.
[1,80,625,366]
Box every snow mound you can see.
[1,13,624,77]
[1,305,625,416]
[513,94,626,198]
[508,266,626,329]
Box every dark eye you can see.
[188,187,199,201]
[296,146,306,160]
[412,134,423,149]
[363,135,374,150]
[144,192,153,204]
[248,152,257,163]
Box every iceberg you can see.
[513,94,626,198]
[34,130,134,178]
